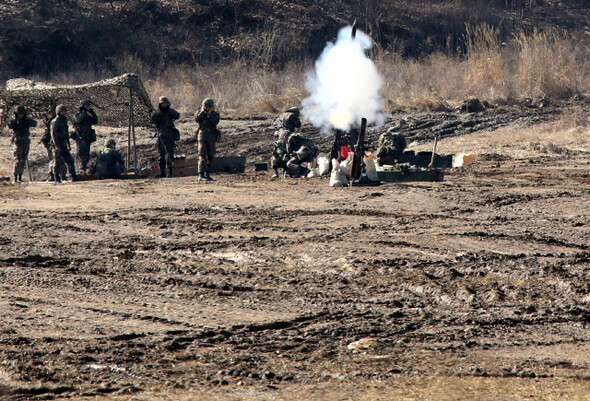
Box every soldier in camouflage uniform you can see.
[7,105,37,183]
[269,139,289,178]
[270,107,302,178]
[41,108,67,181]
[194,98,220,181]
[375,129,407,166]
[151,96,180,178]
[277,107,302,132]
[283,130,318,178]
[51,105,78,183]
[92,138,125,179]
[72,99,98,173]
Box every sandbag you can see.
[318,156,330,176]
[307,168,321,178]
[339,155,354,178]
[330,159,349,187]
[364,153,379,181]
[452,153,474,167]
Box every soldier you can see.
[194,98,220,181]
[269,139,289,179]
[72,99,98,173]
[375,129,407,166]
[41,108,67,182]
[93,138,125,179]
[283,130,318,178]
[151,96,180,178]
[51,105,78,183]
[277,107,301,132]
[7,105,37,183]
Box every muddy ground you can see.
[0,102,589,400]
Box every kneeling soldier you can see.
[93,138,125,179]
[283,131,318,178]
[270,134,289,178]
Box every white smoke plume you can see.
[302,26,385,133]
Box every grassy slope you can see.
[0,0,589,81]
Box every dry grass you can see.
[379,26,589,110]
[514,28,583,100]
[36,26,589,116]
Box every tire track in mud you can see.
[1,153,590,398]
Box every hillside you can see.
[1,0,589,81]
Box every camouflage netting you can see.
[0,73,153,130]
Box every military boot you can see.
[198,172,207,181]
[18,174,23,183]
[70,173,78,182]
[168,167,174,178]
[205,172,214,181]
[299,166,311,178]
[47,172,55,182]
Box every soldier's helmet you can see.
[158,96,170,105]
[15,105,27,115]
[202,98,215,108]
[286,107,300,115]
[56,104,68,114]
[105,138,116,148]
[80,99,91,107]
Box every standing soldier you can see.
[283,130,318,178]
[151,96,180,178]
[72,99,98,173]
[7,105,37,183]
[194,98,220,181]
[41,107,67,181]
[51,105,78,183]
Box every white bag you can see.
[339,155,354,178]
[307,168,321,178]
[330,160,349,187]
[318,156,331,176]
[364,153,379,181]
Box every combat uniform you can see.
[194,99,220,180]
[285,133,318,177]
[42,114,67,181]
[7,106,37,183]
[269,140,289,177]
[94,146,125,179]
[51,108,77,182]
[151,99,180,177]
[375,131,407,166]
[73,103,98,172]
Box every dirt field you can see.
[1,102,589,400]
